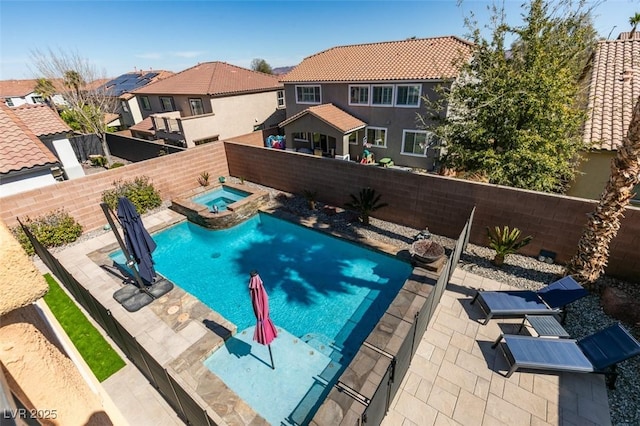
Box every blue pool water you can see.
[110,213,412,424]
[191,185,249,211]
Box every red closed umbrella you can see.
[249,271,278,369]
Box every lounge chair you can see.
[495,322,640,388]
[470,276,587,325]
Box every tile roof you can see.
[129,116,155,134]
[280,36,473,83]
[0,104,59,174]
[132,62,282,96]
[11,104,71,136]
[279,103,366,133]
[583,33,640,150]
[0,79,38,97]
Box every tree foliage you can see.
[30,48,116,164]
[423,0,597,193]
[250,58,273,74]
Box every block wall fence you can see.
[1,139,638,281]
[224,142,640,282]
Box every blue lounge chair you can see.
[470,276,587,325]
[495,323,640,388]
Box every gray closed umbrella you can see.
[116,197,157,285]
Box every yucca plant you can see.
[345,187,388,225]
[487,226,533,266]
[197,171,210,187]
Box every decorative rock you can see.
[601,286,640,325]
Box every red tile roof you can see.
[11,104,71,136]
[0,79,38,97]
[0,104,59,174]
[279,103,366,133]
[129,116,155,134]
[280,36,473,83]
[132,62,282,96]
[583,33,640,151]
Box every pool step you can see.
[302,333,344,363]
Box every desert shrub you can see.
[198,171,210,187]
[11,209,83,256]
[109,162,125,169]
[101,176,162,214]
[90,155,107,167]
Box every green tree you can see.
[250,58,273,74]
[31,48,115,165]
[33,77,58,112]
[422,0,597,193]
[630,12,640,37]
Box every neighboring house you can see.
[278,36,473,170]
[130,62,285,148]
[0,79,66,108]
[567,32,640,204]
[94,70,173,128]
[0,103,84,197]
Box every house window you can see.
[295,85,321,104]
[349,85,369,105]
[401,130,435,156]
[160,96,175,111]
[277,90,285,108]
[121,101,129,112]
[366,127,387,147]
[293,132,310,142]
[348,130,361,145]
[141,96,151,110]
[189,98,204,115]
[5,98,14,107]
[371,85,393,106]
[396,84,421,107]
[31,95,44,104]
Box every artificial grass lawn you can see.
[43,273,126,382]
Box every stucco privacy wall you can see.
[0,142,229,232]
[224,142,640,281]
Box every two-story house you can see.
[278,36,473,170]
[129,62,285,148]
[95,70,174,129]
[0,79,67,108]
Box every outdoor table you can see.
[492,314,569,347]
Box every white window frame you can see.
[371,85,394,107]
[395,84,422,107]
[121,101,129,112]
[348,130,361,145]
[293,132,310,142]
[348,85,369,106]
[366,127,388,148]
[277,90,285,108]
[401,129,435,157]
[295,85,321,104]
[5,98,14,107]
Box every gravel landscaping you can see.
[55,179,639,425]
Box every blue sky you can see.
[0,0,637,80]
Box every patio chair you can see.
[470,276,587,325]
[495,322,640,388]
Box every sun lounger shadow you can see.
[470,276,587,325]
[494,322,640,388]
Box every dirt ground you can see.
[0,305,112,426]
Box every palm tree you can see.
[630,12,640,37]
[63,70,84,99]
[565,96,640,288]
[344,187,389,226]
[34,78,58,113]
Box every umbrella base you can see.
[113,277,174,312]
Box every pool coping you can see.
[80,206,440,425]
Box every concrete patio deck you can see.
[37,208,611,425]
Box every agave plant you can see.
[302,189,318,210]
[487,226,533,266]
[197,171,210,187]
[344,187,388,225]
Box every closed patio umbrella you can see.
[249,270,278,369]
[116,196,157,285]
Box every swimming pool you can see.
[191,185,249,211]
[110,212,412,424]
